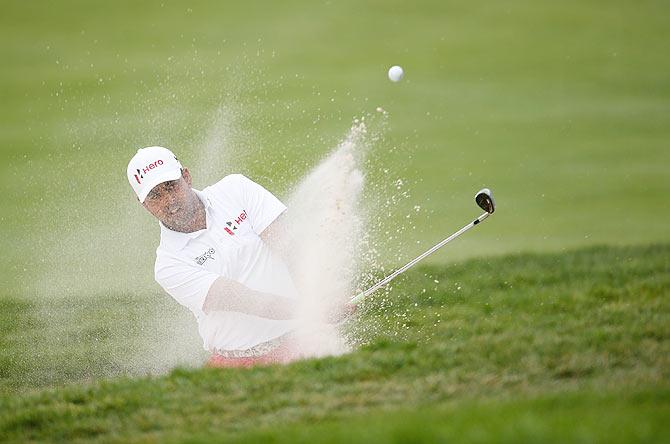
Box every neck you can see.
[186,198,207,232]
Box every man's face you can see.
[142,168,199,231]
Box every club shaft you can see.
[349,211,490,305]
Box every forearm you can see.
[202,277,298,320]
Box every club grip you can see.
[349,292,366,305]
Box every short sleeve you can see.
[235,175,287,235]
[155,255,219,315]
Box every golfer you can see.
[127,146,305,368]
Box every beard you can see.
[160,196,204,233]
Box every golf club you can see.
[349,188,496,305]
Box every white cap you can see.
[127,146,183,202]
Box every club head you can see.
[475,188,495,214]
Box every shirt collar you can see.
[158,188,211,251]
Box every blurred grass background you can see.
[2,0,668,291]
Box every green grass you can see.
[1,244,668,442]
[209,391,670,444]
[1,1,669,442]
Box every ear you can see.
[182,168,193,186]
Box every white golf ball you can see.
[388,65,404,82]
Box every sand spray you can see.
[283,121,369,358]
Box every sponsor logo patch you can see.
[224,210,248,236]
[133,159,165,184]
[195,247,216,265]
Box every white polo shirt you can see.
[154,174,300,352]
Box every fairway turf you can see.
[1,244,668,442]
[208,391,670,444]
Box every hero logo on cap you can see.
[127,146,183,203]
[134,159,165,184]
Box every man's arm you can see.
[202,276,298,320]
[258,213,358,323]
[259,212,289,253]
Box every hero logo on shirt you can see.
[195,247,216,265]
[133,159,165,184]
[224,210,248,235]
